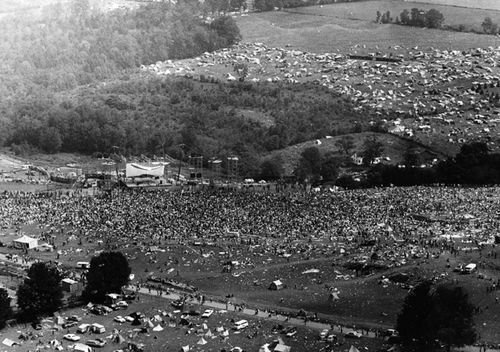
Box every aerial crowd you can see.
[1,186,498,270]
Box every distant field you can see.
[236,2,500,54]
[287,0,500,28]
[411,0,500,11]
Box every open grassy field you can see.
[287,0,500,28]
[412,0,500,11]
[236,3,500,54]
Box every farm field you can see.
[411,0,500,11]
[236,4,500,53]
[284,0,500,28]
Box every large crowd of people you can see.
[1,186,498,270]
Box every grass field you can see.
[236,2,500,54]
[288,0,500,28]
[412,0,500,11]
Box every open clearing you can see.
[236,3,500,54]
[411,0,500,11]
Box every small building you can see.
[61,278,81,293]
[269,280,284,291]
[12,235,38,250]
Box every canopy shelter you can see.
[13,235,38,250]
[126,163,165,178]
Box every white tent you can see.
[13,235,38,250]
[259,344,272,352]
[126,163,164,178]
[153,325,163,331]
[274,344,291,352]
[349,346,360,352]
[197,338,207,345]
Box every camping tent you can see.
[197,338,207,345]
[269,280,284,290]
[13,235,38,250]
[126,163,164,178]
[274,343,291,352]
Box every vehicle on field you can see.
[284,326,297,337]
[319,329,329,339]
[77,324,90,333]
[344,331,362,338]
[114,316,126,323]
[91,323,106,334]
[63,334,80,341]
[327,334,337,342]
[233,319,249,330]
[87,339,106,347]
[201,309,214,318]
[62,321,77,328]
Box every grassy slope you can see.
[266,132,446,175]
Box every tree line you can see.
[375,7,500,36]
[375,7,444,28]
[360,142,500,187]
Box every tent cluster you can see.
[144,42,500,150]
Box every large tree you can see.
[294,146,322,183]
[397,281,477,351]
[361,136,384,165]
[425,8,444,28]
[0,288,12,329]
[260,157,284,181]
[84,252,131,302]
[17,263,63,321]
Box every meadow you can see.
[412,0,500,11]
[236,1,500,54]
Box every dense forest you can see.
[6,75,365,177]
[0,0,244,151]
[0,1,240,108]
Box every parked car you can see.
[319,329,329,339]
[87,338,106,347]
[63,334,80,341]
[171,300,184,309]
[344,331,362,338]
[201,309,214,318]
[284,326,297,337]
[114,316,126,323]
[62,321,77,329]
[327,334,337,342]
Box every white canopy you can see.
[13,235,38,249]
[126,163,164,178]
